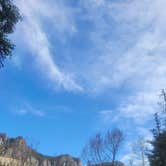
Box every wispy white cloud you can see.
[12,102,45,118]
[117,92,158,123]
[79,0,166,90]
[13,0,166,122]
[99,110,119,124]
[13,0,82,91]
[78,0,166,123]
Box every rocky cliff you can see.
[0,133,82,166]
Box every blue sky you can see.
[1,0,166,164]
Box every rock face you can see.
[89,161,125,166]
[0,134,82,166]
[40,155,82,166]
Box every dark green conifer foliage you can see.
[148,131,166,166]
[0,0,20,67]
[148,90,166,166]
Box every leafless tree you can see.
[104,129,124,166]
[81,128,124,166]
[82,132,104,165]
[128,159,134,166]
[158,89,166,130]
[159,89,166,113]
[132,136,149,166]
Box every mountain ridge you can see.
[0,133,82,166]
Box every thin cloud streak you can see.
[12,103,45,118]
[14,0,82,92]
